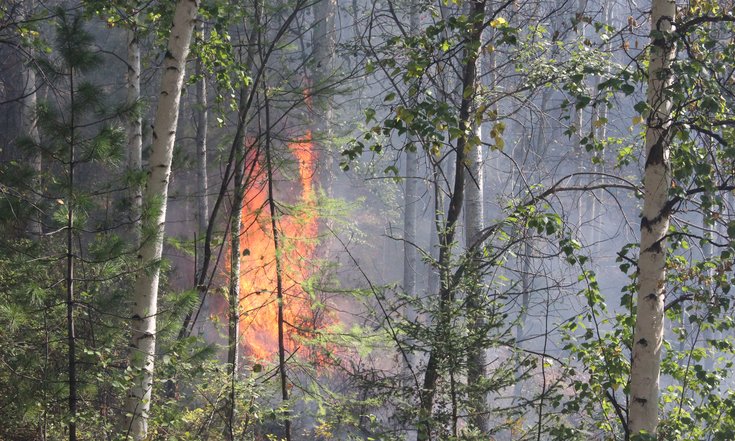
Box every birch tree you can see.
[418,2,487,438]
[126,17,142,245]
[628,0,676,436]
[226,137,243,440]
[123,1,199,438]
[194,20,208,281]
[402,2,420,375]
[464,123,487,433]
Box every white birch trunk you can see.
[194,22,209,277]
[701,206,714,370]
[403,150,418,305]
[513,239,531,400]
[127,24,143,246]
[629,0,676,435]
[428,185,441,296]
[464,135,484,246]
[575,0,588,138]
[124,1,199,439]
[226,155,243,440]
[464,125,487,433]
[402,4,420,380]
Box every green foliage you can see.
[3,0,735,439]
[551,6,735,438]
[0,9,157,440]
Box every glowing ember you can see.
[237,130,319,361]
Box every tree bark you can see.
[513,239,531,400]
[123,1,199,439]
[403,2,420,375]
[464,124,487,433]
[223,10,265,433]
[628,0,676,436]
[264,84,292,441]
[126,23,142,246]
[404,149,418,318]
[66,65,77,441]
[225,140,243,441]
[418,2,486,439]
[312,0,336,193]
[194,22,209,279]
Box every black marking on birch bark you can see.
[646,292,658,301]
[132,314,142,320]
[640,204,671,232]
[141,332,154,339]
[637,338,648,346]
[164,50,175,60]
[152,131,158,140]
[645,138,666,167]
[634,397,648,405]
[166,66,180,73]
[641,215,651,232]
[646,238,664,254]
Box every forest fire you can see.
[237,130,320,361]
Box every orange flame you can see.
[237,130,320,361]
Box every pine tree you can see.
[2,7,128,440]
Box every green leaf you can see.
[634,101,649,114]
[727,221,735,239]
[575,95,591,110]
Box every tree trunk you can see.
[264,86,292,441]
[513,239,531,400]
[571,0,588,150]
[464,124,487,433]
[701,202,714,371]
[428,177,441,297]
[418,2,486,439]
[312,0,336,193]
[404,149,418,320]
[66,67,77,441]
[589,2,612,252]
[195,22,209,281]
[628,0,676,436]
[403,2,420,375]
[123,1,199,439]
[222,12,265,433]
[225,140,243,441]
[127,24,143,246]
